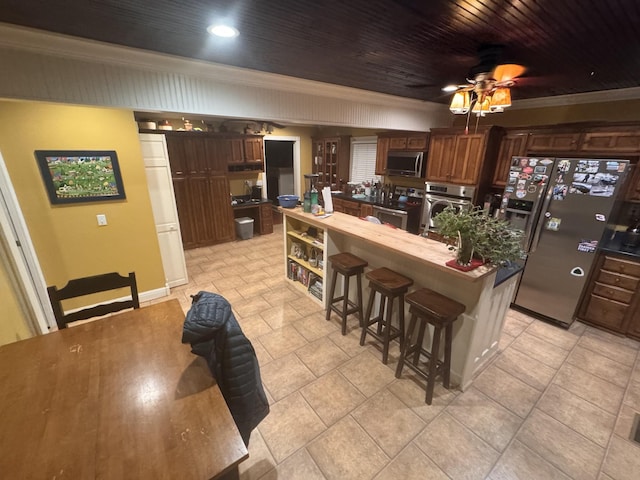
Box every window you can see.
[350,136,380,184]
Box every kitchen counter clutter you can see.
[280,207,520,390]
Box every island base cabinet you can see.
[283,214,327,304]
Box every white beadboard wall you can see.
[0,24,451,131]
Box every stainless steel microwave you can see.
[386,151,424,177]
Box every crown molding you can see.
[0,23,445,114]
[511,86,640,110]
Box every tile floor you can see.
[151,224,640,480]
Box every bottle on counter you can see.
[303,191,311,213]
[310,185,318,206]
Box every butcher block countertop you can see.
[281,207,495,282]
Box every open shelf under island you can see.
[280,207,521,390]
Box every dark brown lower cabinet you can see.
[173,175,234,249]
[577,253,640,339]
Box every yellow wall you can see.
[0,101,166,318]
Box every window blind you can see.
[350,136,379,184]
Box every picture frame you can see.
[35,150,126,204]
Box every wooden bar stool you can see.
[395,288,465,404]
[326,253,368,335]
[360,267,413,364]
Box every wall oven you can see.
[421,182,476,233]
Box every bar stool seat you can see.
[395,288,465,404]
[360,267,413,364]
[326,253,368,335]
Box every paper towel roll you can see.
[322,187,333,213]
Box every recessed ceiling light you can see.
[207,24,239,38]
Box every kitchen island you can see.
[281,207,519,390]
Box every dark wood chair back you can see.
[47,272,140,329]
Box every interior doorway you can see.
[264,136,301,202]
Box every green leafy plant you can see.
[433,206,524,266]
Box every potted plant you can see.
[433,206,524,267]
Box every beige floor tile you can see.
[509,331,570,369]
[525,320,581,350]
[307,416,389,480]
[351,388,426,457]
[211,275,246,290]
[338,350,396,397]
[258,391,326,464]
[498,331,515,352]
[493,348,557,391]
[257,448,326,480]
[238,315,272,341]
[328,328,370,358]
[578,333,638,367]
[502,314,530,337]
[413,412,499,480]
[537,384,616,447]
[296,336,350,377]
[258,325,308,359]
[293,311,340,342]
[517,409,604,479]
[447,387,523,452]
[261,285,300,306]
[259,304,303,330]
[373,443,449,480]
[232,296,274,318]
[300,370,366,426]
[614,403,640,440]
[289,296,324,316]
[387,374,458,423]
[566,345,633,388]
[623,367,640,410]
[252,339,273,367]
[260,353,316,401]
[238,429,276,480]
[472,363,541,418]
[238,282,272,300]
[583,326,640,350]
[602,435,640,480]
[554,363,625,414]
[488,439,572,480]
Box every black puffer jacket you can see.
[181,291,269,446]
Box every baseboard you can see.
[139,285,171,303]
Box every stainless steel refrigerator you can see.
[499,156,629,327]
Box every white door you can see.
[139,134,188,288]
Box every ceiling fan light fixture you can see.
[490,87,512,112]
[207,24,239,38]
[442,85,459,92]
[471,96,492,116]
[449,91,470,114]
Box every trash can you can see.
[235,217,254,240]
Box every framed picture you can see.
[35,150,126,204]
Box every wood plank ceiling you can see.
[1,0,639,103]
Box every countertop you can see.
[331,192,422,211]
[232,198,272,208]
[600,230,640,259]
[281,206,495,282]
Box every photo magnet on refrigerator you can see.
[577,240,598,253]
[595,214,606,222]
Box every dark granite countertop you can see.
[331,192,421,211]
[494,262,524,288]
[231,196,272,208]
[599,230,640,259]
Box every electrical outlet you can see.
[96,214,107,226]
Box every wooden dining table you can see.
[0,299,248,479]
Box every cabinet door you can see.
[406,135,428,150]
[360,204,373,217]
[165,135,188,177]
[203,137,226,174]
[528,132,581,152]
[389,137,407,150]
[342,200,361,217]
[427,135,456,182]
[172,177,197,249]
[375,137,390,175]
[450,134,485,185]
[625,164,640,202]
[244,137,264,163]
[219,138,245,164]
[259,203,273,234]
[583,295,628,332]
[332,197,345,213]
[492,133,529,187]
[208,176,235,242]
[581,129,640,153]
[187,176,218,248]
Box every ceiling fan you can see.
[444,44,526,114]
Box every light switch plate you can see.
[97,214,107,226]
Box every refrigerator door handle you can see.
[530,187,554,254]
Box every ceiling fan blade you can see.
[493,64,526,82]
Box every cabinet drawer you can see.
[597,270,640,291]
[592,282,634,304]
[406,136,428,150]
[583,295,628,331]
[601,256,640,278]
